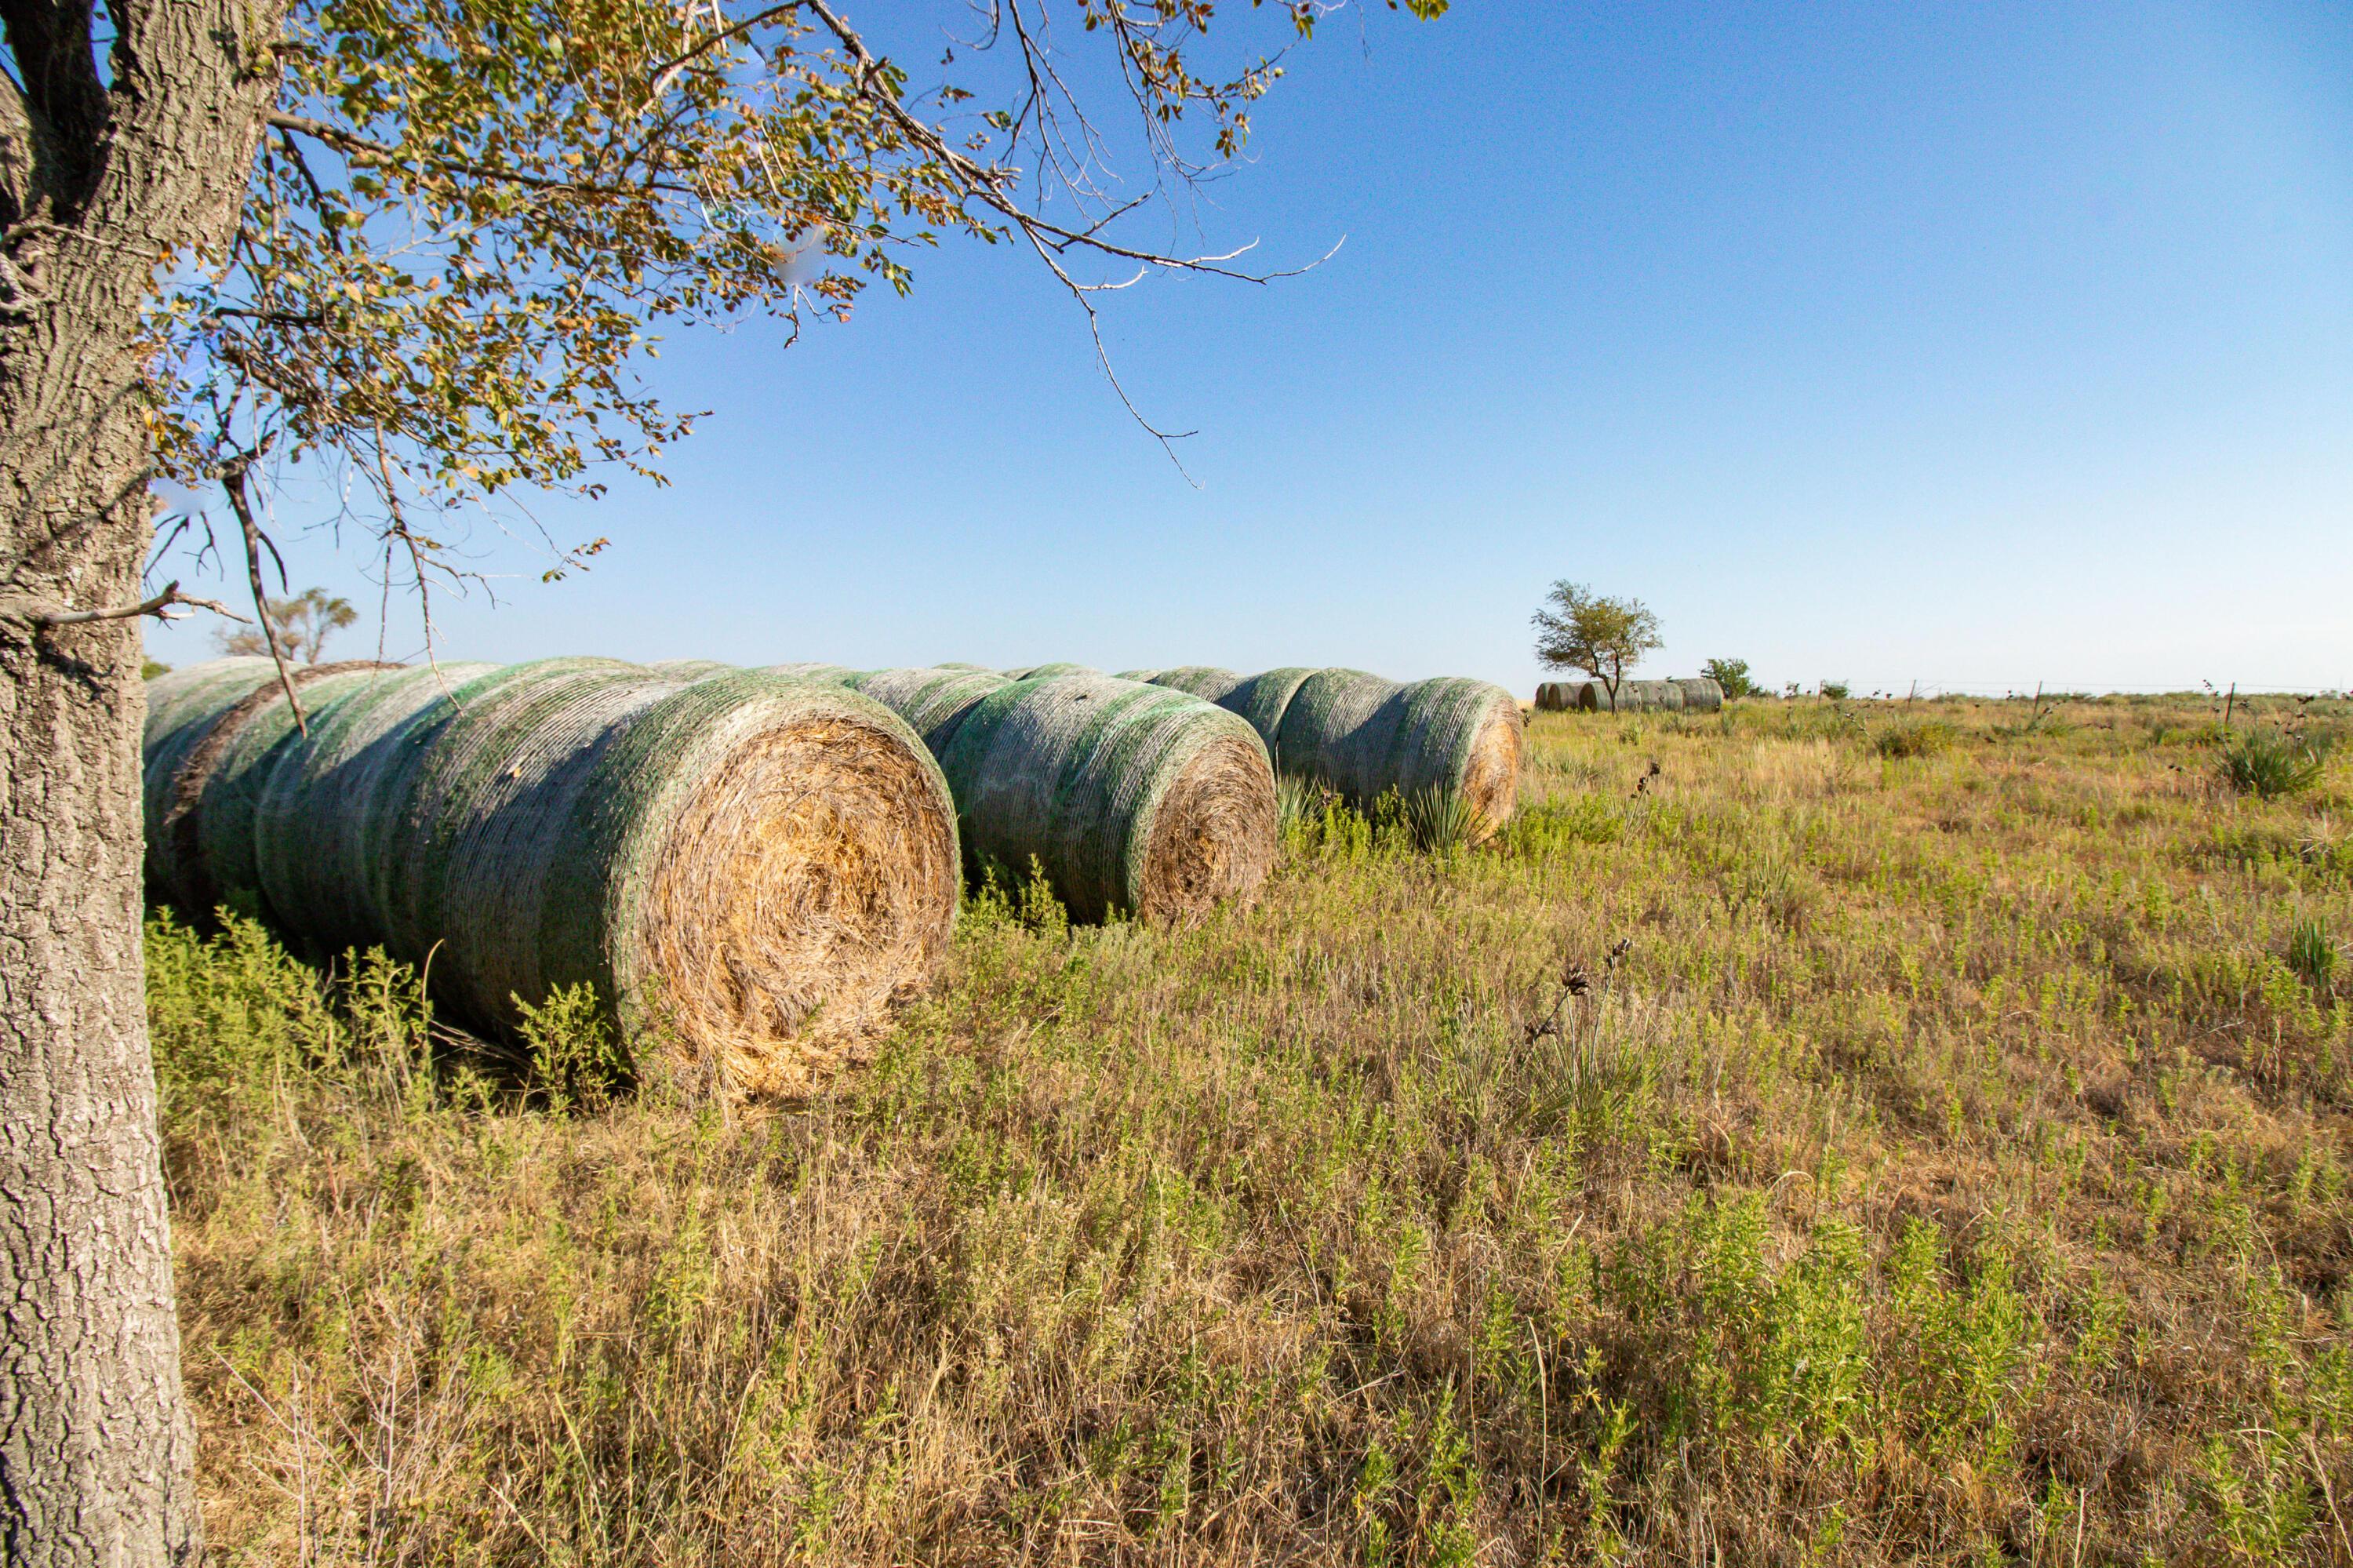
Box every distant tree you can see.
[1820,680,1852,701]
[141,658,173,680]
[1700,657,1756,700]
[1531,581,1663,712]
[216,588,358,664]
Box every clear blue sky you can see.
[147,1,2353,695]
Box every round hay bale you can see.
[151,660,402,921]
[649,659,732,677]
[933,672,1275,924]
[253,659,959,1095]
[140,658,285,904]
[1147,666,1246,703]
[1275,669,1522,838]
[1113,668,1162,682]
[1575,682,1603,711]
[1675,677,1725,712]
[1006,661,1100,681]
[848,667,1013,753]
[933,662,989,671]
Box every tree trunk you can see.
[0,3,282,1559]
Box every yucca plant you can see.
[1402,783,1486,852]
[2289,917,2338,991]
[1275,774,1326,835]
[2221,729,2333,799]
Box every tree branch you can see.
[0,578,247,631]
[266,111,694,197]
[220,459,307,731]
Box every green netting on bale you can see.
[1113,669,1161,682]
[1146,667,1246,703]
[152,661,403,921]
[249,658,958,1093]
[1216,667,1318,750]
[140,658,285,904]
[1005,662,1100,681]
[1675,677,1726,711]
[849,667,1013,754]
[933,672,1275,923]
[1262,668,1522,835]
[758,662,864,685]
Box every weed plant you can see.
[2224,727,2336,800]
[156,694,2353,1563]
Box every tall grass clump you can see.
[2222,728,2333,799]
[2289,917,2337,991]
[1874,719,1957,759]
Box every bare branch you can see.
[220,460,307,732]
[0,580,248,631]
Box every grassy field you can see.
[151,693,2353,1565]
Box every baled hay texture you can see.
[254,659,956,1095]
[1003,662,1100,681]
[1113,668,1162,682]
[849,667,1012,752]
[1576,682,1603,711]
[1676,676,1726,711]
[155,660,401,920]
[933,662,990,671]
[937,673,1275,924]
[626,685,959,1097]
[1632,679,1686,712]
[1146,666,1246,703]
[648,659,733,678]
[140,658,281,902]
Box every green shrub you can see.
[1820,680,1851,702]
[2221,729,2333,799]
[1875,720,1958,760]
[1701,657,1757,700]
[1502,795,1623,857]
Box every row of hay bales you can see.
[144,657,962,1096]
[145,654,1519,1093]
[1119,666,1524,839]
[1533,676,1723,713]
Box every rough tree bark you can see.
[0,2,282,1560]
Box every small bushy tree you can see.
[1701,657,1756,700]
[216,587,358,664]
[1532,581,1662,712]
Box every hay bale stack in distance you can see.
[1534,680,1590,713]
[228,657,958,1096]
[860,669,1275,923]
[1675,677,1726,711]
[1113,668,1162,682]
[1145,665,1522,839]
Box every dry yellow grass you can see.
[149,693,2353,1564]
